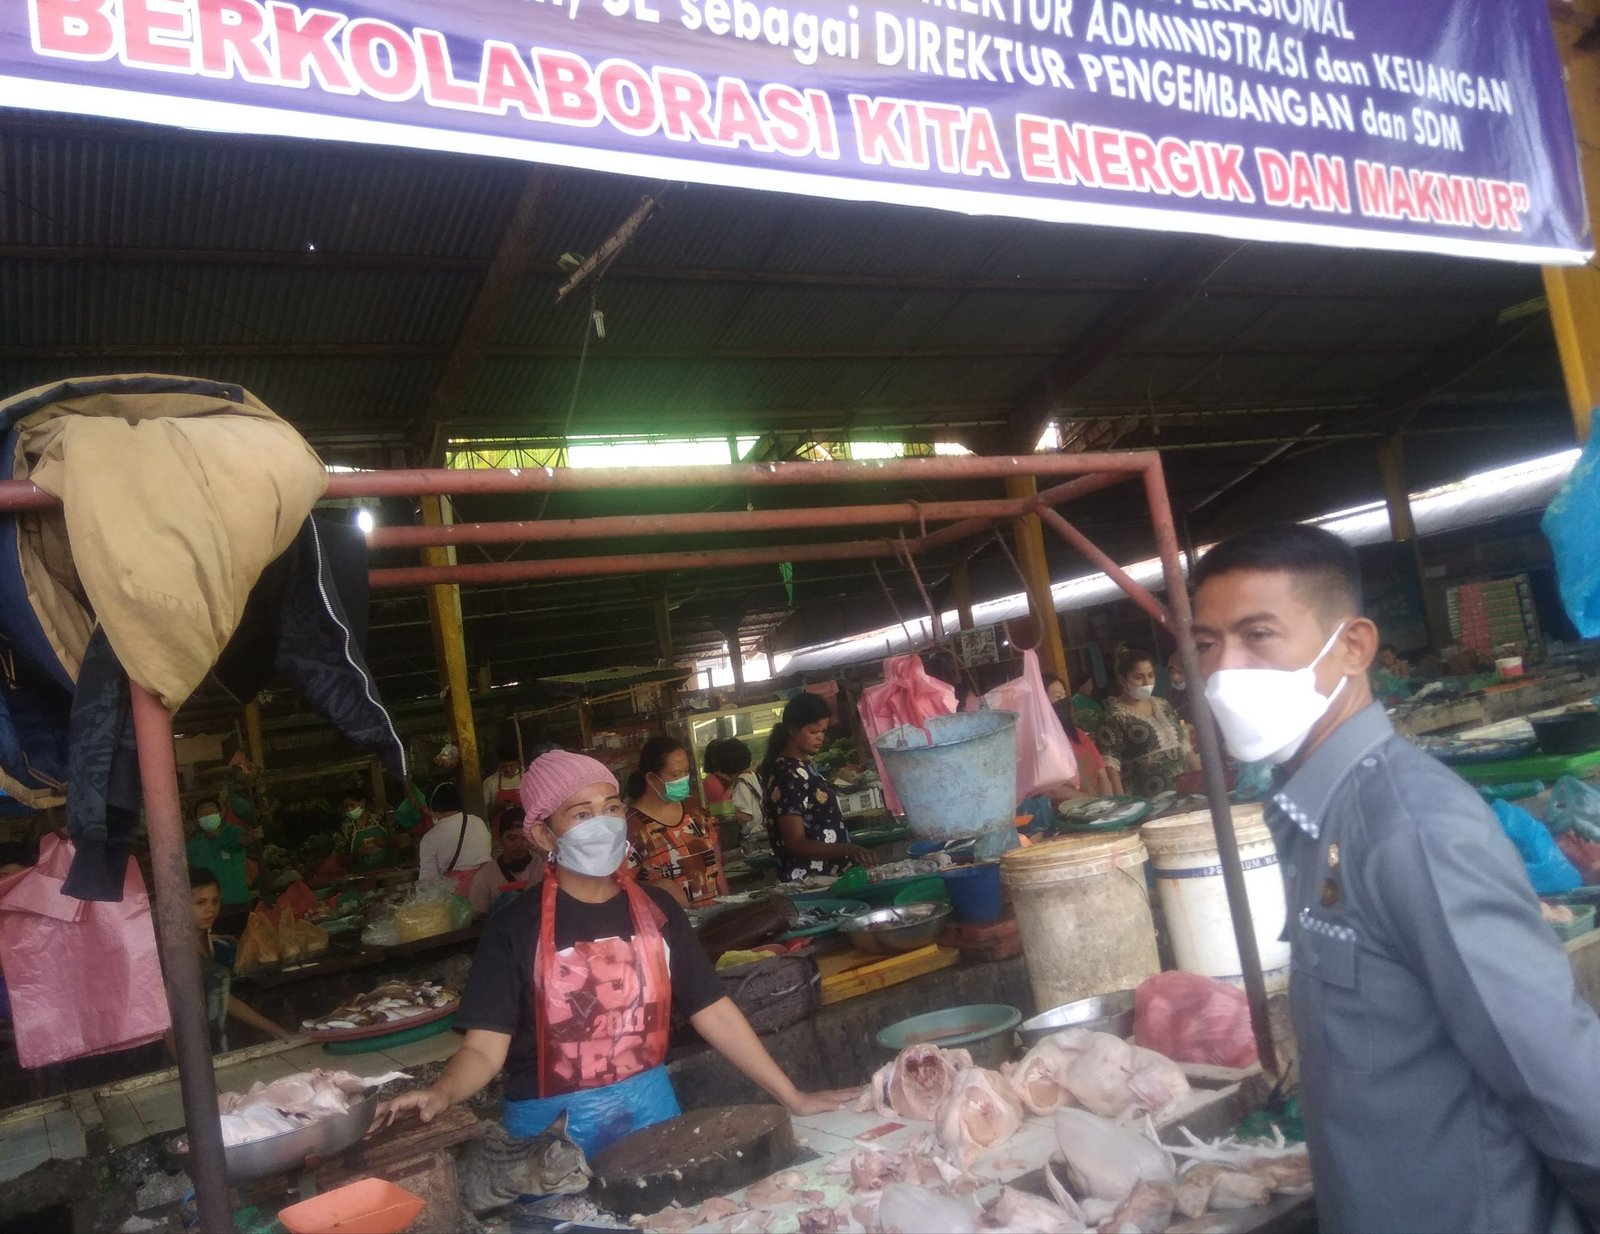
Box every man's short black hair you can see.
[189,866,221,892]
[194,797,221,815]
[1192,523,1362,621]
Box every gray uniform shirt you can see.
[1265,702,1600,1234]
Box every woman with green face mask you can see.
[185,797,254,908]
[625,735,727,908]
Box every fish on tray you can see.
[301,979,457,1032]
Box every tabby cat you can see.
[459,1112,593,1215]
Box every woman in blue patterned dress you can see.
[758,694,876,883]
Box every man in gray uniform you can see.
[1191,523,1600,1234]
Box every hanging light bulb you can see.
[356,509,375,535]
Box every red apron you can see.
[531,868,672,1098]
[486,772,523,825]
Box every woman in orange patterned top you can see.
[625,735,727,908]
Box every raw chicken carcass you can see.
[1055,1109,1175,1202]
[1178,1163,1272,1210]
[1006,1037,1079,1116]
[1102,1179,1176,1233]
[1061,1033,1139,1118]
[933,1068,1024,1166]
[875,1184,979,1234]
[1126,1048,1192,1121]
[983,1185,1091,1233]
[1251,1152,1313,1196]
[857,1045,972,1120]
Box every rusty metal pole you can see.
[1036,507,1171,629]
[131,684,232,1233]
[1140,459,1279,1075]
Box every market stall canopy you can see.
[0,0,1589,263]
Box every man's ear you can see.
[1339,617,1380,676]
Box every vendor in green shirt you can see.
[185,796,254,907]
[339,787,394,874]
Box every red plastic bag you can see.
[858,654,957,814]
[272,879,321,918]
[1135,970,1258,1069]
[0,834,170,1068]
[983,649,1078,800]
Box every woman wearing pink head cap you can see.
[375,749,853,1156]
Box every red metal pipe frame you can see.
[1036,507,1171,629]
[367,497,1034,550]
[131,684,232,1232]
[370,538,902,588]
[322,452,1157,499]
[1142,461,1278,1074]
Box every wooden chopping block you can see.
[591,1104,797,1217]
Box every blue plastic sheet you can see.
[503,1064,680,1161]
[1542,433,1600,638]
[1491,798,1581,895]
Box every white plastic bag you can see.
[983,649,1077,800]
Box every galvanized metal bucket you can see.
[874,710,1019,844]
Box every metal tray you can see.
[175,1095,377,1184]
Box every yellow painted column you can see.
[1004,476,1070,687]
[242,700,265,771]
[1545,1,1600,442]
[421,495,482,812]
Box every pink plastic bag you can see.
[857,654,957,815]
[0,834,170,1068]
[1135,970,1258,1069]
[982,649,1078,800]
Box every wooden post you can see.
[952,559,976,632]
[1004,476,1070,685]
[1544,1,1600,443]
[651,583,679,714]
[1376,434,1451,650]
[421,495,482,813]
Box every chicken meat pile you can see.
[214,1068,407,1147]
[629,1038,1309,1234]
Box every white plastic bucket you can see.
[1000,833,1160,1013]
[1139,805,1290,987]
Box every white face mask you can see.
[1127,683,1156,701]
[554,814,629,877]
[1169,677,1187,692]
[1204,624,1349,765]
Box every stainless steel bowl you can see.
[176,1095,378,1183]
[840,902,952,955]
[1017,989,1136,1048]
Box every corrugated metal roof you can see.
[0,110,1571,691]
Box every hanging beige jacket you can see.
[14,376,328,709]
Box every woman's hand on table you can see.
[842,845,878,867]
[370,1086,449,1132]
[783,1088,859,1117]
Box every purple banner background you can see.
[0,0,1588,262]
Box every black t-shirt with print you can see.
[453,883,723,1101]
[763,756,852,882]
